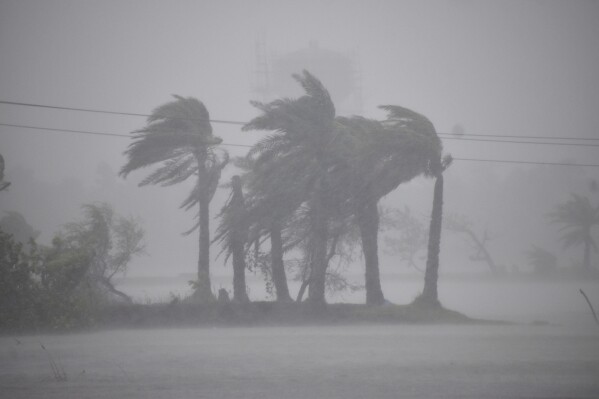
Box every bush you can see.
[0,230,103,331]
[0,230,41,330]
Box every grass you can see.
[95,300,483,330]
[40,343,67,382]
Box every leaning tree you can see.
[335,113,439,305]
[243,71,349,307]
[226,155,300,302]
[418,153,452,307]
[120,96,228,300]
[213,175,250,302]
[378,105,451,307]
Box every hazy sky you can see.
[1,0,598,278]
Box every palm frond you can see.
[138,153,197,187]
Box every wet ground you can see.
[2,324,598,399]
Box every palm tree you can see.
[417,155,452,306]
[243,199,295,302]
[213,175,250,302]
[235,156,299,302]
[336,113,440,305]
[550,194,599,274]
[243,71,344,307]
[377,106,449,307]
[119,96,228,300]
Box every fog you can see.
[1,1,599,397]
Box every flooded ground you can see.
[2,278,598,398]
[1,324,598,398]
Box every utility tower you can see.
[251,33,272,103]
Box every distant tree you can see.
[0,153,11,192]
[444,213,502,275]
[120,96,228,301]
[213,176,250,302]
[549,194,599,274]
[51,203,145,302]
[382,207,428,272]
[526,245,558,275]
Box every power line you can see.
[2,120,598,151]
[0,122,253,148]
[439,136,599,147]
[1,122,598,168]
[2,99,599,142]
[452,157,599,167]
[436,132,599,142]
[0,122,129,138]
[0,100,245,126]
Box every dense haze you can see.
[1,0,598,290]
[2,3,599,398]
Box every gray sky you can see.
[1,0,598,277]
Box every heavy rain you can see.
[1,1,598,398]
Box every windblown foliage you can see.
[120,96,228,300]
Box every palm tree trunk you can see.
[196,197,213,300]
[229,176,249,303]
[232,236,249,302]
[307,197,329,308]
[420,174,444,306]
[270,222,292,302]
[195,164,213,301]
[357,201,385,306]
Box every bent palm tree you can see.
[417,154,452,306]
[120,96,228,300]
[213,175,250,302]
[378,106,450,307]
[550,194,599,274]
[239,154,308,302]
[243,71,344,307]
[336,112,440,305]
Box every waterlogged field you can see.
[1,324,598,399]
[2,279,598,398]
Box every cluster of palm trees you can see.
[120,71,450,308]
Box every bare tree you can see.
[445,213,503,275]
